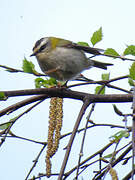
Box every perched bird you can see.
[31,37,112,81]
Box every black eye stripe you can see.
[34,38,44,49]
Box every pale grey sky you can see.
[0,0,134,179]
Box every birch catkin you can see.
[46,97,63,177]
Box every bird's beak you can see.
[30,52,36,57]
[30,48,39,57]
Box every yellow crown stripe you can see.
[50,37,60,49]
[50,37,71,49]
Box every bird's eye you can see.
[39,43,47,52]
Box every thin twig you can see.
[75,97,97,179]
[102,141,120,180]
[0,99,44,147]
[71,43,135,62]
[132,86,135,179]
[0,95,48,117]
[28,173,60,180]
[0,64,45,76]
[123,169,135,180]
[76,142,132,179]
[106,84,130,93]
[0,65,24,73]
[69,75,130,94]
[0,134,47,145]
[63,141,114,179]
[103,53,135,62]
[64,141,131,179]
[58,98,91,180]
[68,75,129,89]
[25,144,47,180]
[61,123,131,139]
[94,145,132,179]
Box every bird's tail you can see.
[89,59,113,70]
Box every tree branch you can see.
[58,98,90,180]
[0,88,133,102]
[94,145,132,179]
[0,95,48,117]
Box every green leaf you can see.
[91,27,103,46]
[128,78,135,86]
[0,122,11,130]
[77,42,89,46]
[104,48,120,57]
[35,78,46,88]
[110,130,130,142]
[0,116,18,130]
[129,62,135,80]
[95,86,105,95]
[46,78,58,87]
[35,77,58,88]
[103,153,113,159]
[113,104,123,116]
[22,58,36,74]
[102,73,110,81]
[124,45,135,56]
[0,92,7,100]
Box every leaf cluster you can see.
[0,27,135,180]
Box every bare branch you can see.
[0,64,45,76]
[0,95,48,117]
[70,43,135,61]
[0,100,44,147]
[94,145,132,179]
[25,144,47,180]
[0,88,133,102]
[58,99,90,180]
[131,87,135,179]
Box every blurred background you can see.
[0,0,135,179]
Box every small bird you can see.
[31,37,112,81]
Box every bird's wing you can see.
[67,43,104,55]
